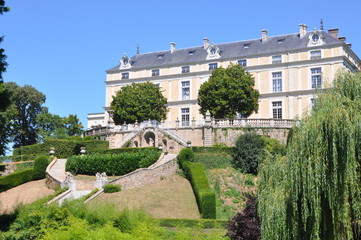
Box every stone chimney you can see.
[299,23,308,38]
[170,42,176,53]
[328,28,339,39]
[203,38,209,49]
[261,29,268,42]
[338,36,346,42]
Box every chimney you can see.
[261,29,268,42]
[338,36,346,42]
[299,23,308,38]
[328,28,339,39]
[170,42,176,53]
[203,38,209,49]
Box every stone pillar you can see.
[203,111,213,147]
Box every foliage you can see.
[0,111,10,155]
[226,193,260,240]
[159,218,228,228]
[198,63,260,118]
[258,72,361,240]
[87,146,157,155]
[194,152,232,169]
[66,149,161,175]
[232,132,265,174]
[5,82,46,147]
[103,184,121,193]
[2,197,228,240]
[13,139,109,158]
[64,114,83,136]
[32,155,49,180]
[181,162,216,219]
[111,82,168,124]
[177,148,195,167]
[192,146,235,154]
[0,168,34,192]
[260,135,286,158]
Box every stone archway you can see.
[143,131,156,147]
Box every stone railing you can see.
[83,118,298,137]
[45,158,62,189]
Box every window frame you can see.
[208,63,218,70]
[151,69,160,77]
[181,108,190,126]
[238,59,247,67]
[181,66,190,73]
[121,72,129,80]
[181,81,190,100]
[310,50,322,60]
[272,55,282,64]
[272,101,282,119]
[272,72,282,92]
[311,67,322,88]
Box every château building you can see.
[88,23,360,129]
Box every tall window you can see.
[272,55,282,64]
[272,101,282,119]
[209,63,218,70]
[310,50,321,59]
[182,66,190,73]
[181,108,190,126]
[121,72,129,80]
[311,68,322,88]
[152,69,160,76]
[181,81,190,100]
[272,72,282,92]
[238,59,247,67]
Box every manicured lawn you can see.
[90,174,200,219]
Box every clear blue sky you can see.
[2,0,361,128]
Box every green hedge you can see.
[103,184,121,193]
[158,218,228,228]
[181,162,216,219]
[33,156,50,180]
[87,147,158,155]
[13,139,109,158]
[66,148,161,175]
[0,169,34,192]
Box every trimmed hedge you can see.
[103,184,121,193]
[0,169,34,192]
[177,148,195,167]
[181,162,216,219]
[33,156,50,180]
[87,147,158,155]
[13,139,109,158]
[66,148,161,175]
[159,218,228,228]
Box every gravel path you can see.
[0,179,55,214]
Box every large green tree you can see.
[258,71,361,240]
[6,82,46,147]
[110,82,167,124]
[198,64,259,118]
[36,108,67,141]
[64,114,83,136]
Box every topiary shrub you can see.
[33,155,50,180]
[103,184,121,193]
[232,133,265,174]
[0,169,34,192]
[177,148,195,167]
[226,193,260,240]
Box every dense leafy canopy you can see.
[111,82,167,124]
[198,64,259,118]
[258,71,361,240]
[5,82,46,148]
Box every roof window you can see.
[157,54,165,59]
[277,38,285,43]
[188,50,195,55]
[243,43,251,48]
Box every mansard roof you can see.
[106,31,342,73]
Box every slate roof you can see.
[106,31,342,73]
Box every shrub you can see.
[159,218,228,228]
[13,139,109,158]
[0,169,34,192]
[87,147,157,155]
[177,148,195,167]
[103,184,121,193]
[66,148,161,175]
[33,155,50,180]
[181,162,216,219]
[192,146,235,154]
[226,193,260,240]
[232,132,265,174]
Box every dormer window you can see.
[157,54,164,59]
[206,44,220,60]
[243,43,250,48]
[188,51,195,55]
[277,38,285,43]
[119,53,132,69]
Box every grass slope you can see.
[90,174,200,219]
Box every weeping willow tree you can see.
[258,71,361,240]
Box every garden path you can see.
[48,158,67,182]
